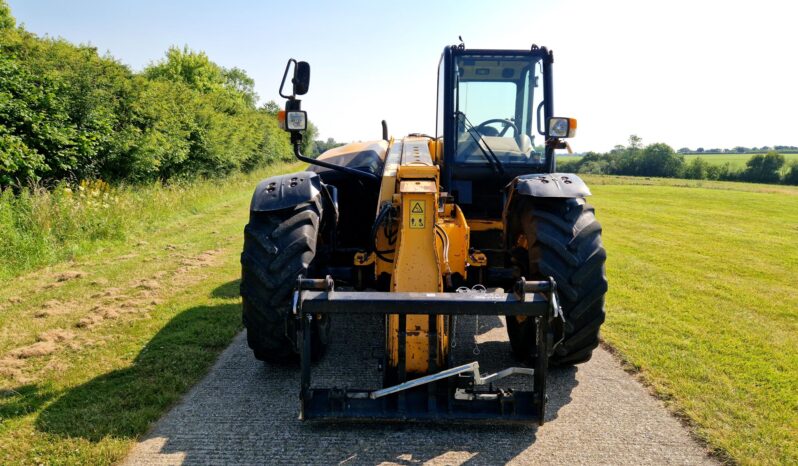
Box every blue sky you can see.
[8,0,798,151]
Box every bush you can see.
[577,160,609,175]
[783,162,798,185]
[0,4,292,188]
[705,162,736,181]
[742,151,784,184]
[636,143,684,178]
[683,157,709,179]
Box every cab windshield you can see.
[454,55,544,165]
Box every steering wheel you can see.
[475,118,519,137]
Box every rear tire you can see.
[240,199,330,364]
[507,197,607,366]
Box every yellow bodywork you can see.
[362,137,486,375]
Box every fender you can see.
[250,171,323,212]
[509,172,591,199]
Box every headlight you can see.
[286,111,307,131]
[547,117,577,138]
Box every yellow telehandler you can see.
[240,43,607,423]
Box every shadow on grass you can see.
[0,383,58,422]
[34,301,242,442]
[210,278,240,299]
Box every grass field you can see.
[585,175,798,464]
[684,152,798,170]
[0,168,796,464]
[557,152,798,173]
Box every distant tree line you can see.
[565,136,798,185]
[0,1,307,188]
[311,137,346,156]
[676,146,798,154]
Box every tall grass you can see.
[0,162,300,280]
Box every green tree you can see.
[636,143,684,177]
[223,67,257,107]
[0,5,306,187]
[628,134,643,153]
[144,46,256,112]
[302,121,318,157]
[261,100,280,116]
[743,151,785,183]
[783,162,798,185]
[683,157,710,179]
[145,46,227,94]
[0,0,14,30]
[577,160,609,175]
[313,137,345,156]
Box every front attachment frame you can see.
[293,276,562,424]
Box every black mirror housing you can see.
[279,59,311,99]
[293,61,310,95]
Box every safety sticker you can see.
[409,200,425,229]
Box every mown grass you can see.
[0,162,300,465]
[684,152,798,171]
[558,152,798,174]
[583,175,798,465]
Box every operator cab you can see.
[436,45,558,218]
[453,54,544,166]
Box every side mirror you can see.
[279,58,311,99]
[293,61,310,95]
[547,117,577,138]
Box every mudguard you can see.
[250,171,323,212]
[510,173,591,198]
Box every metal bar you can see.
[294,275,560,424]
[299,313,312,420]
[534,316,548,425]
[428,314,437,372]
[293,141,379,183]
[300,290,550,316]
[515,279,552,294]
[397,314,407,413]
[427,314,437,413]
[476,367,535,385]
[297,277,330,291]
[303,388,541,421]
[371,362,479,399]
[370,361,535,400]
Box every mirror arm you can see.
[291,133,379,183]
[281,57,374,182]
[279,58,297,99]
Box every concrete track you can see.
[125,315,715,465]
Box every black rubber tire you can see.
[240,199,330,364]
[506,196,607,366]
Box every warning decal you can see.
[409,200,425,229]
